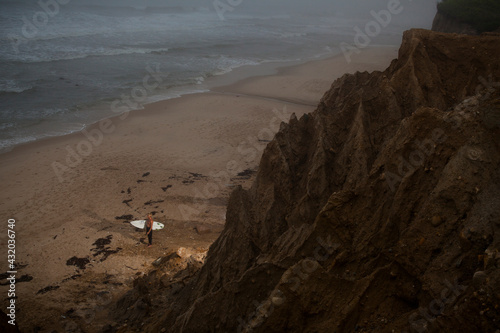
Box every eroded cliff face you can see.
[113,29,500,333]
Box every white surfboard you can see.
[130,220,164,231]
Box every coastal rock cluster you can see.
[111,29,500,332]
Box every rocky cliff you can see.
[111,29,500,333]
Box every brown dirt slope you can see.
[111,29,500,333]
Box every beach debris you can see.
[18,274,33,283]
[91,235,122,262]
[0,263,28,281]
[144,199,164,206]
[161,185,172,192]
[115,214,134,221]
[103,276,122,286]
[66,256,90,270]
[178,173,207,184]
[92,235,112,249]
[122,199,133,207]
[36,285,60,295]
[61,274,81,283]
[0,274,33,286]
[100,166,120,171]
[189,172,205,179]
[142,172,151,177]
[234,168,256,179]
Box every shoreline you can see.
[0,54,315,156]
[0,45,399,157]
[0,45,399,331]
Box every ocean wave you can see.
[0,30,105,44]
[0,80,34,94]
[0,122,15,131]
[5,47,171,64]
[207,55,261,76]
[0,136,36,154]
[275,32,308,38]
[0,124,83,155]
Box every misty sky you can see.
[2,0,438,29]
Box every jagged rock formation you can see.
[111,29,500,333]
[432,12,478,35]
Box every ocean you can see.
[0,0,426,153]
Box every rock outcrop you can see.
[431,11,478,35]
[111,29,500,333]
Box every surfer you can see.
[146,213,153,247]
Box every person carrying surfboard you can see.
[145,213,154,247]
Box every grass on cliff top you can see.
[437,0,500,33]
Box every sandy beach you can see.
[0,46,398,331]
